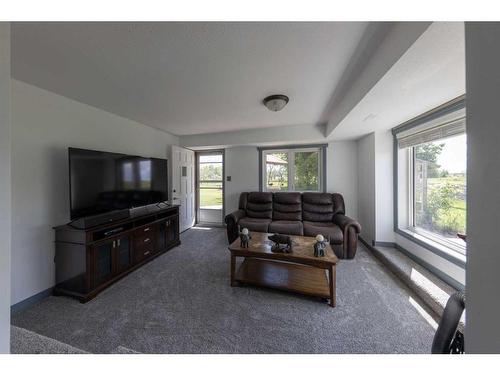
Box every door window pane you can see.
[413,134,467,245]
[265,152,288,191]
[294,151,319,191]
[199,188,223,208]
[199,154,223,210]
[199,155,223,181]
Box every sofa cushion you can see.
[269,220,303,236]
[303,221,343,244]
[238,217,271,233]
[302,193,337,222]
[246,192,273,219]
[272,192,302,221]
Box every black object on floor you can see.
[431,291,465,354]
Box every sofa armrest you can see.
[224,209,246,244]
[333,214,361,259]
[333,214,361,234]
[224,209,246,226]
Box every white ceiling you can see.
[12,22,368,136]
[330,22,465,140]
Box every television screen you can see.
[69,147,168,219]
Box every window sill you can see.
[396,228,466,268]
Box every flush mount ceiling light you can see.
[263,94,289,112]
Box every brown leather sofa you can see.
[224,192,361,259]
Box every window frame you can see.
[258,144,327,193]
[392,96,466,268]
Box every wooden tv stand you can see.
[53,205,180,302]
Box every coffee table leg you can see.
[230,253,236,287]
[329,265,336,307]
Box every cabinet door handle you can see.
[144,227,150,232]
[117,239,121,247]
[113,240,116,248]
[144,238,150,243]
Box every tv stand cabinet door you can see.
[91,240,114,287]
[115,235,132,273]
[165,216,180,248]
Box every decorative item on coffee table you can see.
[313,234,326,257]
[268,233,293,253]
[239,227,251,248]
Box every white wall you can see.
[356,133,376,244]
[374,131,394,242]
[465,22,500,353]
[11,80,179,305]
[327,141,358,218]
[223,142,359,219]
[181,123,325,149]
[224,147,260,214]
[181,120,359,220]
[356,130,395,245]
[0,23,11,353]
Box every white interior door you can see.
[171,146,195,232]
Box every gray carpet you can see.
[12,227,436,353]
[11,326,88,354]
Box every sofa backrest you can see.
[302,192,345,222]
[239,192,345,222]
[272,192,302,221]
[244,192,273,219]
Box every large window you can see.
[394,99,466,259]
[260,146,324,192]
[411,134,467,252]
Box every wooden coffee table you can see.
[228,232,339,307]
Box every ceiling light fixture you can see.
[263,94,289,112]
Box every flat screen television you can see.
[69,147,168,220]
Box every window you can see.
[265,152,289,191]
[411,134,467,252]
[394,98,466,259]
[260,146,325,192]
